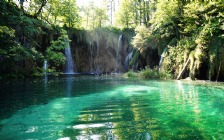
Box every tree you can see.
[132,25,152,50]
[150,1,224,80]
[115,0,135,28]
[80,1,107,30]
[32,0,80,28]
[80,5,91,28]
[150,0,180,39]
[61,0,80,28]
[114,0,156,28]
[46,29,68,69]
[15,0,48,18]
[95,7,108,28]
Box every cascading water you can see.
[115,34,122,73]
[124,51,133,72]
[159,48,167,71]
[96,32,99,56]
[65,42,75,74]
[158,56,164,71]
[89,43,94,74]
[95,32,100,74]
[43,59,47,75]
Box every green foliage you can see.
[30,0,81,28]
[0,26,16,55]
[0,0,78,77]
[0,1,47,76]
[131,0,181,58]
[125,71,138,78]
[140,68,156,79]
[0,26,15,37]
[159,70,172,80]
[208,36,224,80]
[1,0,224,80]
[132,26,157,50]
[61,0,80,28]
[140,67,171,79]
[150,0,179,35]
[125,67,171,80]
[46,29,68,68]
[115,0,135,28]
[131,1,224,80]
[181,1,224,80]
[115,0,152,28]
[80,1,107,30]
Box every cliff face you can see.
[69,29,131,74]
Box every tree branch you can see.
[33,0,47,18]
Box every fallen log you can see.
[176,58,190,80]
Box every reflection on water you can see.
[0,76,224,139]
[66,76,73,97]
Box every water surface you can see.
[0,75,224,139]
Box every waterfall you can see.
[96,32,99,56]
[115,34,122,73]
[159,56,164,71]
[94,32,100,74]
[159,48,167,71]
[43,59,47,75]
[89,43,94,74]
[65,42,75,74]
[124,51,133,72]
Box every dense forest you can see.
[0,0,224,81]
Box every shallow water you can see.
[0,75,224,139]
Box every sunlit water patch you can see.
[0,76,224,139]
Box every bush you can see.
[125,71,138,78]
[139,68,159,79]
[125,67,172,80]
[159,71,172,80]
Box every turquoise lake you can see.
[0,75,224,139]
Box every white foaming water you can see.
[65,42,75,74]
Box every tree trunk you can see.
[146,1,149,27]
[135,2,138,26]
[54,15,57,24]
[176,58,190,80]
[126,20,129,28]
[20,0,24,11]
[99,19,102,27]
[86,15,89,28]
[216,61,221,82]
[139,1,142,25]
[143,1,146,26]
[33,0,47,18]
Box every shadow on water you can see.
[1,77,224,139]
[0,77,49,120]
[0,75,131,120]
[0,74,147,120]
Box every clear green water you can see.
[0,75,224,140]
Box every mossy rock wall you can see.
[69,28,132,73]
